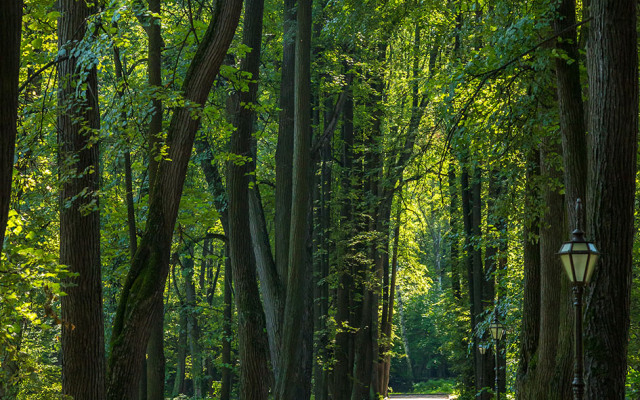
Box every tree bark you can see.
[585,0,637,397]
[275,0,314,398]
[57,1,106,398]
[226,0,271,397]
[144,1,165,396]
[515,149,540,397]
[220,251,234,400]
[106,2,243,398]
[0,0,22,251]
[333,83,354,400]
[274,0,297,293]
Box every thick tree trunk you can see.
[515,150,541,397]
[585,0,637,397]
[537,139,571,399]
[276,0,314,398]
[146,301,165,400]
[274,0,297,293]
[0,0,22,251]
[226,0,271,397]
[554,0,587,228]
[106,2,243,398]
[57,2,106,399]
[144,1,165,396]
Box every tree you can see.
[106,1,243,398]
[57,1,106,398]
[0,0,22,252]
[225,0,272,397]
[585,0,637,397]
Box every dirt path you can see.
[389,395,456,400]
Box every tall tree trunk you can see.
[184,245,203,398]
[313,107,332,400]
[144,0,165,397]
[0,2,24,392]
[106,2,243,398]
[333,83,354,400]
[171,299,187,397]
[274,0,297,293]
[0,0,22,251]
[537,139,571,399]
[585,0,637,397]
[226,0,271,397]
[515,149,541,396]
[276,0,314,398]
[57,2,106,399]
[448,163,462,301]
[220,250,234,400]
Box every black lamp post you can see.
[557,199,599,400]
[489,317,505,400]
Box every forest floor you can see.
[389,395,456,400]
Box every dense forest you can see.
[0,0,638,399]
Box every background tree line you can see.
[0,0,638,399]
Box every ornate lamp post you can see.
[489,317,505,400]
[557,199,599,400]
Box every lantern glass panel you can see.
[571,253,589,282]
[490,323,504,340]
[560,252,575,282]
[585,253,599,283]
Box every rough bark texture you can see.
[333,85,354,400]
[515,150,541,397]
[554,0,587,230]
[537,139,571,399]
[226,0,272,397]
[274,0,297,293]
[57,1,106,398]
[585,0,637,398]
[106,2,242,398]
[276,0,314,398]
[144,1,165,396]
[0,0,21,251]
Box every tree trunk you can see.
[274,0,297,293]
[146,301,165,400]
[333,83,354,400]
[585,0,637,397]
[184,246,203,398]
[226,0,271,397]
[57,1,106,398]
[106,2,243,398]
[515,149,541,396]
[0,0,22,251]
[171,303,187,397]
[276,0,314,398]
[144,0,165,396]
[313,104,332,400]
[220,250,234,400]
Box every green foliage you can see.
[411,378,457,395]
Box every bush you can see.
[412,378,456,394]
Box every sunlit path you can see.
[389,395,456,400]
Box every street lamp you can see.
[489,316,505,400]
[557,199,599,400]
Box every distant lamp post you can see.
[478,344,488,355]
[489,316,505,400]
[557,198,599,400]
